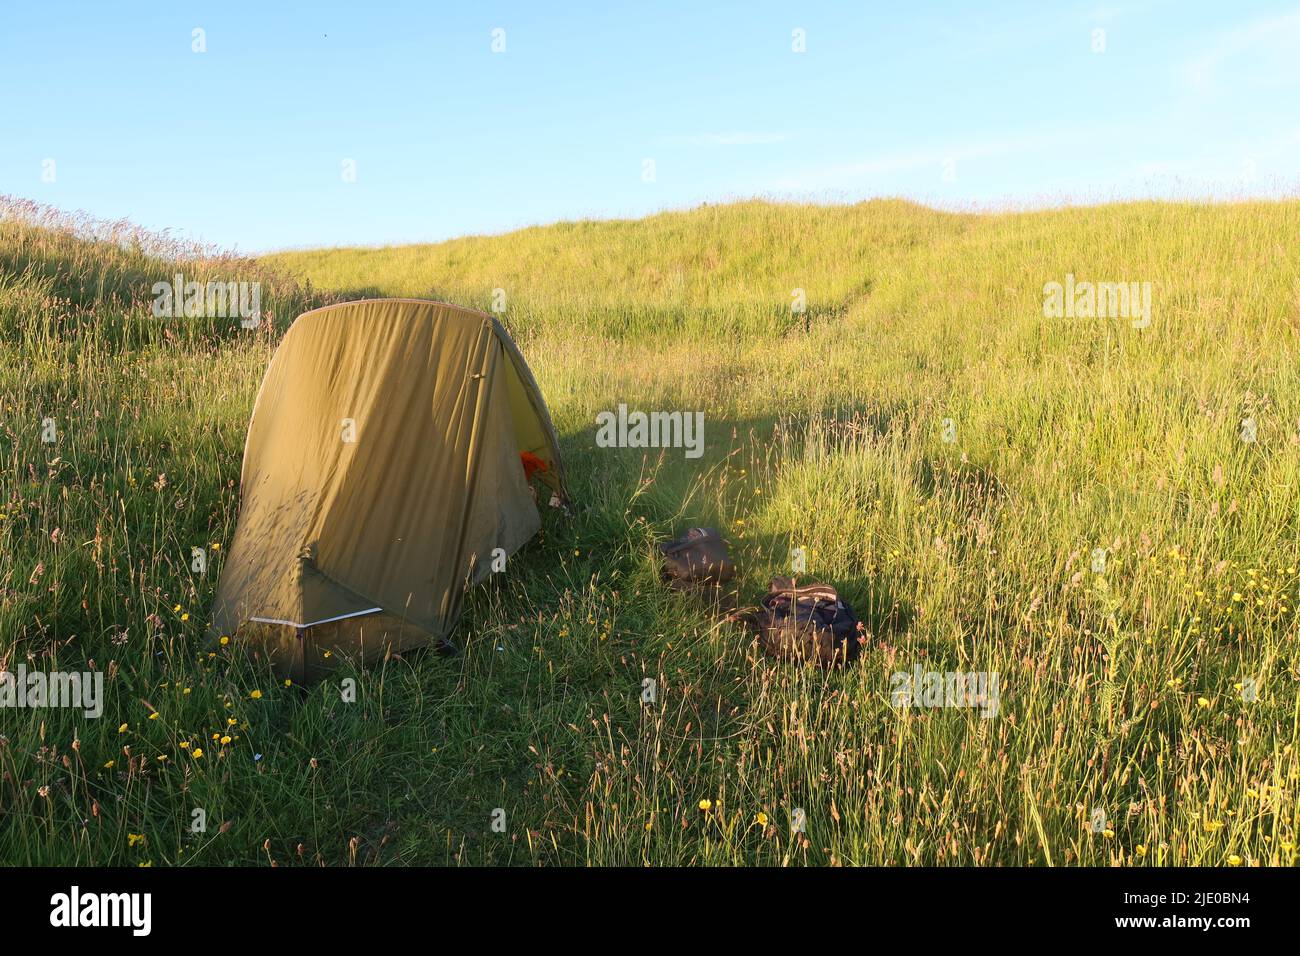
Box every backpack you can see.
[729,576,864,667]
[658,527,735,589]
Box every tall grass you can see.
[2,194,1298,865]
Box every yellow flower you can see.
[283,679,292,687]
[179,741,190,749]
[756,812,769,826]
[103,760,115,769]
[220,735,232,745]
[210,543,220,551]
[181,613,189,622]
[173,604,181,612]
[1102,828,1115,839]
[1197,697,1210,708]
[1227,854,1242,866]
[219,636,230,646]
[698,799,713,811]
[127,833,144,847]
[191,748,204,759]
[117,723,128,734]
[250,690,263,699]
[227,717,237,725]
[148,712,159,720]
[1135,844,1147,857]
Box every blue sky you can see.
[2,1,1297,252]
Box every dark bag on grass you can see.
[659,527,735,589]
[730,576,863,667]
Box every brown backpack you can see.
[659,527,735,589]
[729,576,864,667]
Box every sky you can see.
[1,1,1297,252]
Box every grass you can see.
[2,193,1299,866]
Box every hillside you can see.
[3,195,1300,866]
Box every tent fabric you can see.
[209,298,566,682]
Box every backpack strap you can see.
[659,527,720,556]
[763,578,840,606]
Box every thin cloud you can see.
[762,127,1103,193]
[1183,7,1300,92]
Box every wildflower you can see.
[220,735,232,745]
[219,635,230,646]
[103,760,115,769]
[698,799,713,811]
[250,690,262,700]
[127,833,144,847]
[1227,854,1242,866]
[1197,697,1210,708]
[227,717,237,726]
[1135,844,1147,857]
[210,543,221,551]
[283,679,292,687]
[179,741,190,749]
[117,723,128,734]
[192,748,204,759]
[148,712,159,720]
[756,812,768,826]
[181,613,189,622]
[173,604,181,612]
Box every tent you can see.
[209,298,567,682]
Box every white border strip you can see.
[248,607,384,629]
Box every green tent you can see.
[209,298,566,682]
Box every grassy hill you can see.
[3,195,1300,865]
